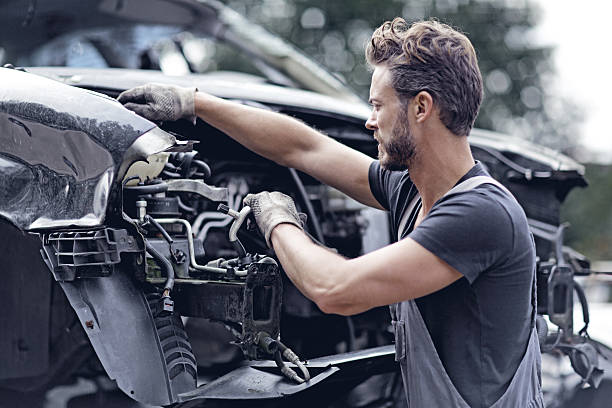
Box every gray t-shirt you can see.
[369,161,536,408]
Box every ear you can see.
[413,91,434,123]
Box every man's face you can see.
[366,66,417,171]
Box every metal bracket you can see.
[165,179,228,202]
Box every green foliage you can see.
[223,0,581,153]
[562,164,612,260]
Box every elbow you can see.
[312,285,355,316]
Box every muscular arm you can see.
[270,223,462,315]
[194,92,382,209]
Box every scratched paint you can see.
[0,68,162,230]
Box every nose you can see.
[365,111,377,131]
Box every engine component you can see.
[164,151,212,180]
[165,258,283,360]
[218,203,251,258]
[166,179,228,202]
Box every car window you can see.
[12,24,265,78]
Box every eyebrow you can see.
[368,97,381,104]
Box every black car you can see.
[1,1,610,407]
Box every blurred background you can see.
[219,0,611,273]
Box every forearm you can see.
[194,92,321,168]
[270,224,368,315]
[194,92,381,210]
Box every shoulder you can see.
[412,185,519,275]
[433,184,516,232]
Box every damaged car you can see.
[0,0,610,407]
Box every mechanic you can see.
[119,18,543,408]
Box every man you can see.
[119,18,543,408]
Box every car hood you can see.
[26,66,586,176]
[26,66,372,124]
[0,67,178,231]
[0,0,361,103]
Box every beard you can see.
[378,109,417,171]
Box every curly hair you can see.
[366,18,483,137]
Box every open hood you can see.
[0,0,361,103]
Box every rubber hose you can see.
[125,182,168,195]
[573,280,590,335]
[193,159,212,180]
[145,240,175,292]
[288,168,325,244]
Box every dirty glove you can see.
[243,191,303,247]
[117,83,197,123]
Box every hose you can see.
[288,169,357,349]
[274,350,304,384]
[193,159,212,180]
[144,240,175,293]
[288,168,325,244]
[223,205,251,258]
[573,280,590,336]
[257,332,309,384]
[145,215,174,245]
[176,196,196,214]
[275,340,310,383]
[192,181,241,238]
[124,182,168,195]
[154,218,231,275]
[122,175,141,187]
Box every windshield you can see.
[14,25,274,81]
[0,0,361,102]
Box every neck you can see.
[409,136,475,212]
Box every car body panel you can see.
[0,67,176,231]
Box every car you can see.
[1,1,610,407]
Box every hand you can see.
[117,83,197,123]
[243,191,303,247]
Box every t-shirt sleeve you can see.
[368,160,391,210]
[409,189,514,283]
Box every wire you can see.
[122,175,141,188]
[476,145,552,180]
[144,240,174,292]
[22,0,37,27]
[273,350,304,384]
[276,340,310,382]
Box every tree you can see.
[223,0,581,153]
[562,163,612,260]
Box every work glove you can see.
[243,191,304,248]
[117,83,197,123]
